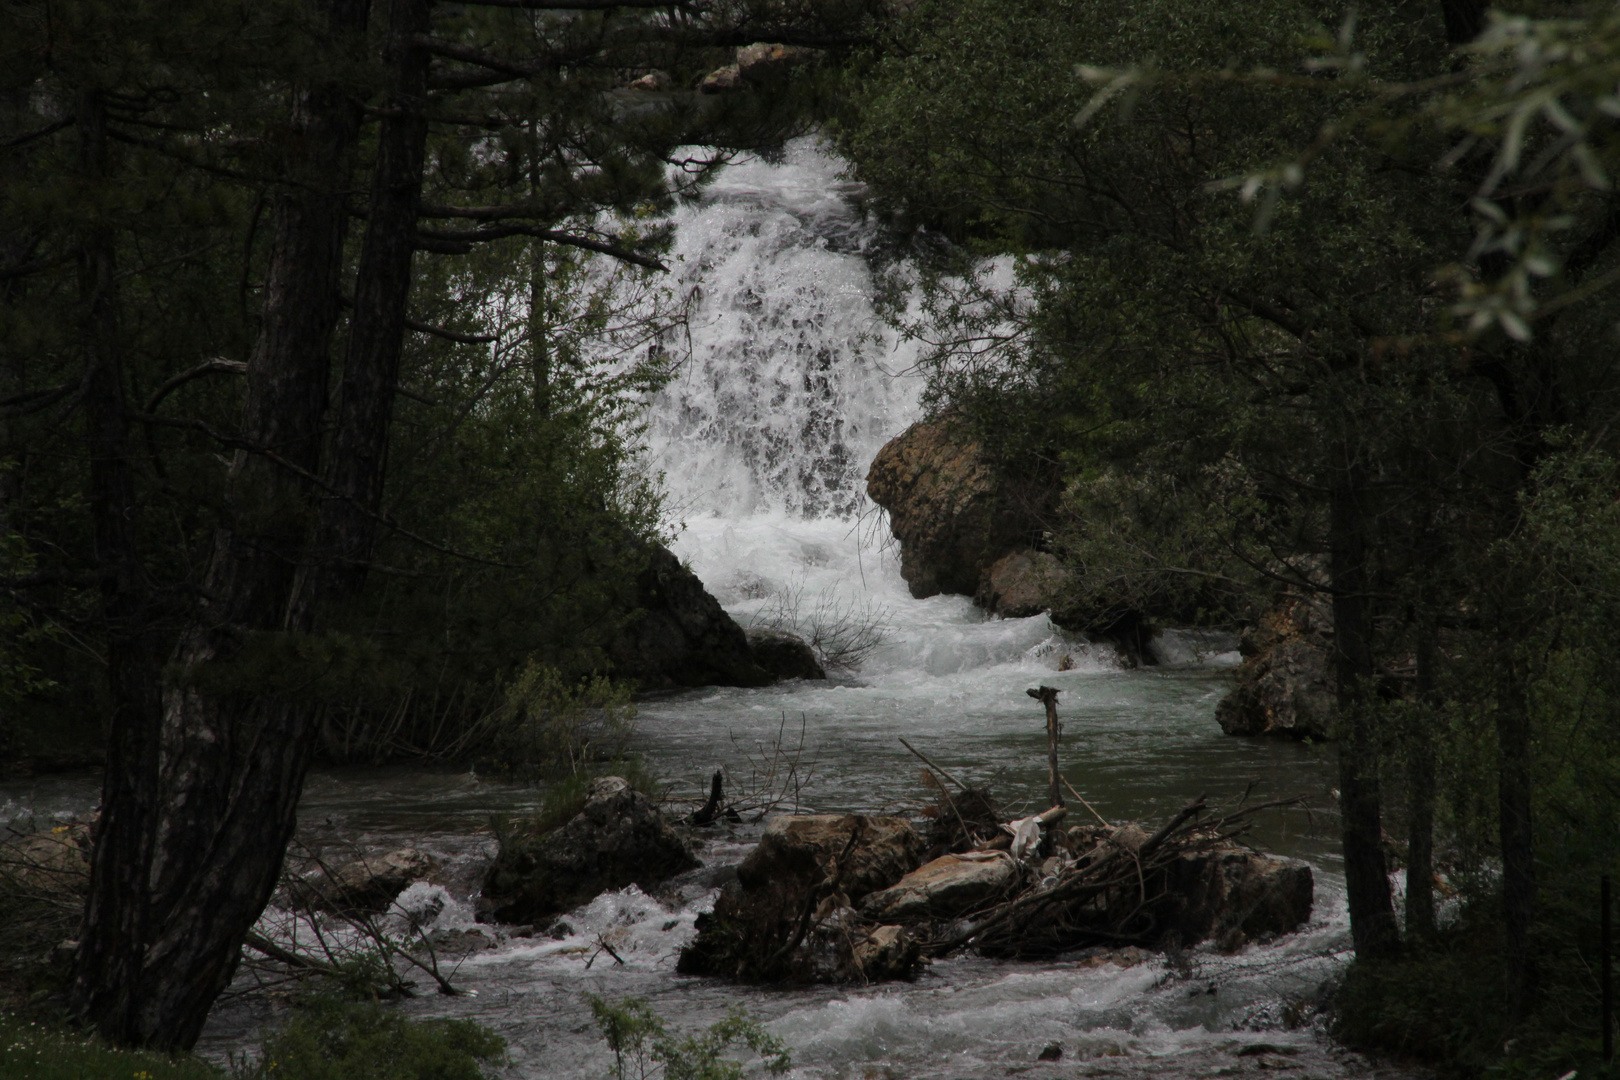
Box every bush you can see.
[1334,895,1619,1080]
[236,996,504,1080]
[481,662,638,781]
[586,994,790,1080]
[0,1013,222,1080]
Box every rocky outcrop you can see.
[481,777,698,925]
[1215,593,1334,739]
[609,542,774,691]
[1162,850,1314,950]
[866,418,1051,599]
[975,549,1072,618]
[678,814,927,983]
[746,628,826,681]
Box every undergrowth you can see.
[1334,892,1617,1080]
[0,1014,222,1080]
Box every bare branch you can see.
[144,359,247,413]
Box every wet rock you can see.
[698,64,742,93]
[975,549,1072,618]
[866,417,1052,599]
[1215,593,1334,739]
[627,70,670,91]
[608,541,774,691]
[860,851,1021,921]
[292,848,440,916]
[736,42,817,84]
[1162,850,1314,948]
[746,627,826,681]
[1038,1043,1063,1061]
[850,923,921,982]
[679,814,926,983]
[737,814,925,902]
[481,778,698,925]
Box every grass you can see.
[0,1014,222,1080]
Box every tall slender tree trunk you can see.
[72,83,168,1043]
[1331,454,1401,960]
[1497,657,1536,1023]
[70,0,371,1048]
[1405,619,1438,940]
[292,0,431,627]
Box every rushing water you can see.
[0,139,1419,1080]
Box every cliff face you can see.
[865,418,1050,600]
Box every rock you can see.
[293,848,440,915]
[1216,593,1334,739]
[698,64,742,93]
[737,814,925,902]
[679,814,927,983]
[481,779,698,924]
[628,70,670,91]
[736,42,817,83]
[1161,849,1314,948]
[746,627,826,681]
[609,541,774,691]
[860,851,1021,921]
[975,549,1072,617]
[850,923,921,982]
[866,417,1051,599]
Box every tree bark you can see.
[1331,456,1401,960]
[1405,620,1438,940]
[291,0,432,625]
[70,0,371,1048]
[1497,658,1536,1024]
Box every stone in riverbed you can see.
[1161,849,1314,949]
[291,848,441,916]
[745,627,826,681]
[677,814,927,983]
[737,814,925,902]
[481,777,698,925]
[860,851,1021,921]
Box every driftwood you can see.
[1026,685,1065,811]
[923,794,1307,959]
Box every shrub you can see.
[235,996,504,1080]
[586,994,790,1080]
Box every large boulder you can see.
[860,851,1021,922]
[975,549,1073,618]
[481,777,698,924]
[737,814,925,902]
[866,418,1051,599]
[1215,593,1334,739]
[1160,850,1314,950]
[290,848,440,916]
[609,542,774,691]
[679,814,927,983]
[736,42,817,84]
[746,627,826,681]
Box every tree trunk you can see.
[292,0,431,624]
[70,0,371,1048]
[1497,658,1536,1024]
[72,84,169,1043]
[1331,457,1401,960]
[1405,621,1438,940]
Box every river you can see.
[0,138,1419,1080]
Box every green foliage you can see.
[0,1013,222,1080]
[236,997,504,1080]
[1336,895,1618,1080]
[482,662,638,780]
[586,994,791,1080]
